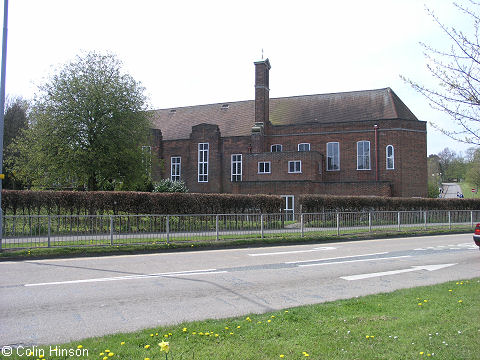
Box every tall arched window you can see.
[386,145,394,170]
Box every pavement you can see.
[441,183,463,198]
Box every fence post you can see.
[110,216,114,246]
[301,213,304,238]
[368,212,372,232]
[471,210,474,229]
[166,215,170,243]
[424,210,427,230]
[336,212,340,236]
[260,214,264,240]
[47,215,51,248]
[448,211,451,230]
[216,215,219,241]
[397,211,401,231]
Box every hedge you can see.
[300,194,480,212]
[1,190,283,215]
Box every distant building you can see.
[149,59,427,213]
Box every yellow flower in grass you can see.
[120,341,125,345]
[145,358,151,360]
[108,353,114,357]
[159,340,170,353]
[280,355,285,358]
[77,345,83,349]
[105,349,111,353]
[103,357,108,360]
[183,328,187,332]
[144,344,150,349]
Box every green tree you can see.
[466,148,480,189]
[3,97,29,189]
[8,52,151,190]
[403,1,480,145]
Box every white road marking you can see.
[248,246,336,256]
[298,255,411,268]
[285,252,389,265]
[340,263,457,281]
[24,269,227,287]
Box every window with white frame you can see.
[198,143,209,182]
[288,160,302,173]
[271,144,283,152]
[326,142,340,171]
[386,145,394,170]
[298,143,310,152]
[258,161,271,174]
[357,141,371,170]
[231,154,242,182]
[171,156,181,181]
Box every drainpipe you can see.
[374,124,379,181]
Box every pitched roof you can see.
[150,88,418,140]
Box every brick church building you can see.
[149,59,427,212]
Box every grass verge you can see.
[0,226,474,261]
[7,278,479,359]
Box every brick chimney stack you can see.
[254,58,271,127]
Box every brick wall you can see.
[156,118,426,199]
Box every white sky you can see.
[2,0,478,156]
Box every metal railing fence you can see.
[2,210,480,250]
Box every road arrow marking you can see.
[340,263,457,281]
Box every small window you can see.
[288,160,302,173]
[271,144,282,152]
[357,141,371,170]
[326,142,340,171]
[171,156,181,181]
[298,143,310,152]
[258,161,271,174]
[231,154,242,181]
[386,145,394,170]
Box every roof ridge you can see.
[386,87,399,118]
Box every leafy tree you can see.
[436,147,468,181]
[8,52,151,190]
[3,97,29,189]
[427,182,441,198]
[466,148,480,189]
[403,1,480,145]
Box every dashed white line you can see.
[248,247,336,257]
[24,269,227,287]
[285,252,389,265]
[298,255,411,268]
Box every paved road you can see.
[0,234,478,347]
[442,182,463,198]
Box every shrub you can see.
[1,190,283,215]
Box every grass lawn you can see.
[459,181,480,199]
[1,226,474,260]
[8,278,480,360]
